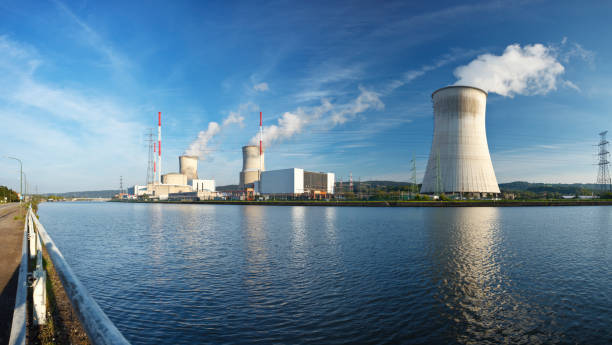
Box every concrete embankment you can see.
[0,204,23,345]
[112,199,612,207]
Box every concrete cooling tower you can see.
[240,145,264,188]
[420,86,500,195]
[179,155,198,180]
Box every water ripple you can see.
[38,203,612,344]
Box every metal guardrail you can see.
[8,207,28,345]
[30,213,131,345]
[9,206,130,345]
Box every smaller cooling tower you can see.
[240,145,264,188]
[179,155,199,180]
[162,173,187,185]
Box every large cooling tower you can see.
[240,145,264,188]
[420,86,500,195]
[179,155,198,180]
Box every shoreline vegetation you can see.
[109,199,612,207]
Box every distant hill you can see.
[43,181,604,198]
[44,190,119,198]
[498,182,599,194]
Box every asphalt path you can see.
[0,203,24,345]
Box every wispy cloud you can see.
[253,82,269,92]
[492,141,596,183]
[52,0,130,72]
[0,35,144,192]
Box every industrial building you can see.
[256,168,334,198]
[140,155,216,200]
[420,86,500,197]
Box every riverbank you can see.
[110,199,612,207]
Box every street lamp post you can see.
[6,156,22,205]
[22,172,27,202]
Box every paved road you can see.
[0,203,24,345]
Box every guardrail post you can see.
[32,212,47,325]
[32,269,47,325]
[28,213,36,260]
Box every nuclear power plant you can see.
[128,112,217,201]
[420,86,500,196]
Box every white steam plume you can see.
[453,43,565,97]
[186,103,252,158]
[249,87,383,146]
[185,122,221,158]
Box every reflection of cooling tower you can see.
[179,155,198,180]
[240,145,264,188]
[421,86,500,194]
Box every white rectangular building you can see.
[259,168,334,196]
[190,179,215,192]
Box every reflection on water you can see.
[241,206,270,304]
[291,207,308,265]
[323,207,337,246]
[428,208,557,344]
[37,203,612,345]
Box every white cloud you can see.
[222,111,245,127]
[330,86,383,125]
[253,82,269,92]
[185,102,256,159]
[249,86,383,147]
[453,43,565,97]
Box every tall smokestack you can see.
[158,111,162,184]
[259,111,263,193]
[420,86,499,195]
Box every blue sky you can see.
[0,0,611,193]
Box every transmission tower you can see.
[145,128,155,185]
[596,130,611,192]
[410,153,417,195]
[349,173,354,193]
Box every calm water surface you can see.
[38,203,612,344]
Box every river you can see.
[38,202,612,344]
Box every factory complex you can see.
[126,112,336,201]
[124,85,503,201]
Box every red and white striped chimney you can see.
[158,111,162,184]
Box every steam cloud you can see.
[185,122,221,158]
[185,104,251,159]
[453,43,565,97]
[249,87,383,146]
